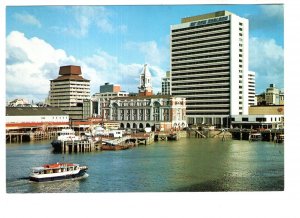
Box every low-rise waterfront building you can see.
[231,114,283,129]
[6,107,69,125]
[102,95,187,131]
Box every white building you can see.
[231,114,284,129]
[248,71,256,106]
[6,107,69,124]
[170,10,249,127]
[102,95,187,131]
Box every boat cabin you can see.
[31,163,79,175]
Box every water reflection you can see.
[7,138,284,193]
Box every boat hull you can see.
[51,140,62,151]
[29,169,88,182]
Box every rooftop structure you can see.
[100,82,121,93]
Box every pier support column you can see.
[269,132,272,142]
[65,142,69,153]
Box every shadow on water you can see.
[175,175,284,192]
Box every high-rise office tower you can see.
[49,65,90,107]
[170,11,249,127]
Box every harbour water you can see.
[6,138,284,193]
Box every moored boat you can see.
[29,162,88,182]
[249,133,262,141]
[51,129,80,151]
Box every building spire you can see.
[138,64,153,96]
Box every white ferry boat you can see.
[29,162,88,182]
[51,129,80,151]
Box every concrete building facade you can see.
[170,10,249,127]
[49,65,90,107]
[161,71,171,95]
[92,83,129,118]
[49,65,91,120]
[101,95,187,131]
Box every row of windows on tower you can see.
[172,64,229,72]
[172,48,229,57]
[172,42,230,53]
[172,91,230,95]
[172,57,230,67]
[172,36,230,48]
[172,80,229,86]
[172,31,230,43]
[172,27,230,41]
[172,53,229,62]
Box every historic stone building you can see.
[102,95,187,131]
[100,64,186,131]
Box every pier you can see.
[61,140,95,153]
[6,131,58,143]
[229,128,284,141]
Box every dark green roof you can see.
[6,107,68,116]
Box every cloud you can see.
[125,41,169,66]
[6,31,76,102]
[6,31,165,102]
[13,12,42,28]
[247,5,283,31]
[249,37,284,93]
[62,6,127,37]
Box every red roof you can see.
[43,163,75,168]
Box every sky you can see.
[5,4,284,103]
